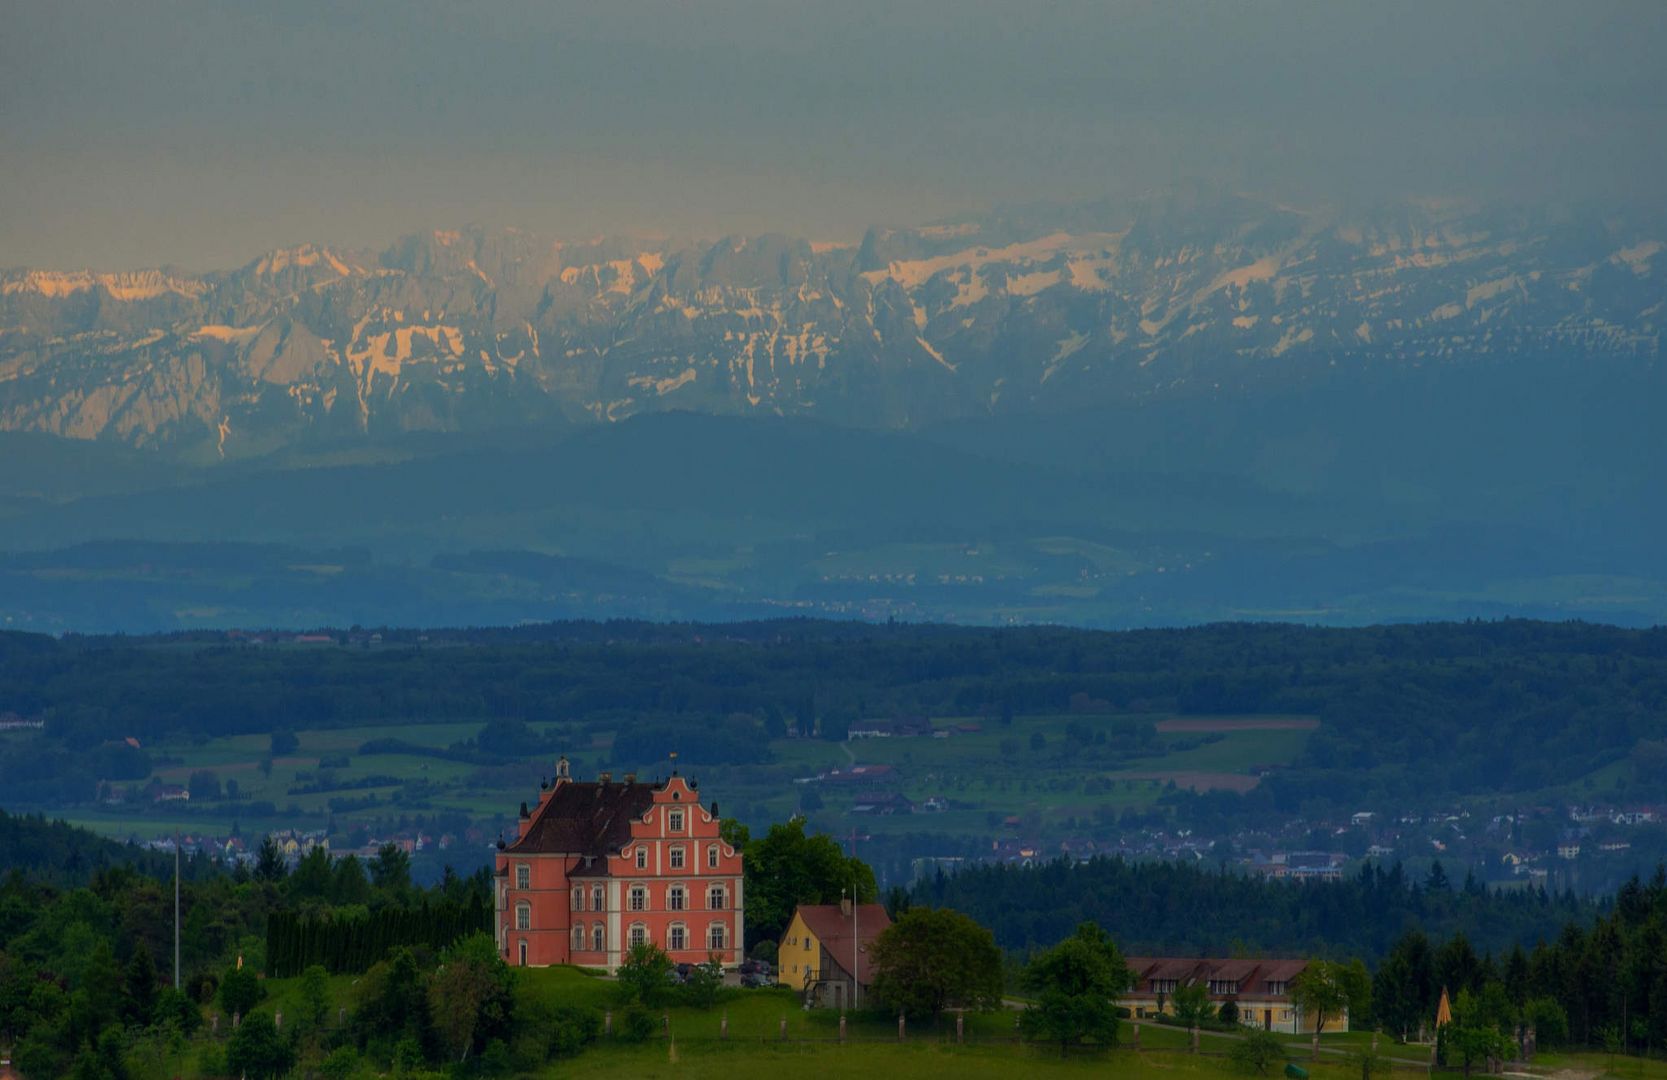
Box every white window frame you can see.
[515,902,531,931]
[668,884,686,911]
[572,925,585,951]
[668,923,687,951]
[668,810,684,832]
[629,886,647,912]
[708,923,727,950]
[515,863,530,889]
[629,924,647,948]
[707,845,720,870]
[592,885,604,911]
[635,848,647,870]
[572,887,583,911]
[669,846,686,870]
[708,884,726,909]
[592,923,605,951]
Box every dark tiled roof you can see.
[795,904,892,984]
[506,781,656,856]
[1126,957,1310,997]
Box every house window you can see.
[803,938,811,952]
[573,888,584,911]
[1267,981,1288,996]
[707,845,720,870]
[629,886,647,912]
[708,923,727,950]
[629,924,647,948]
[668,885,686,911]
[515,864,530,890]
[708,885,726,909]
[518,940,527,967]
[669,924,687,950]
[669,846,685,870]
[592,885,604,911]
[669,810,684,832]
[635,848,647,870]
[515,902,531,931]
[572,926,585,951]
[592,924,605,951]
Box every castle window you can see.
[629,886,647,912]
[515,902,531,931]
[592,924,605,951]
[515,864,530,890]
[629,924,647,948]
[668,810,684,832]
[669,846,685,870]
[635,848,647,870]
[572,888,584,911]
[572,926,584,951]
[669,924,687,950]
[592,885,604,911]
[708,923,727,950]
[707,845,720,870]
[668,885,686,911]
[708,885,726,909]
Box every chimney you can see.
[840,896,853,917]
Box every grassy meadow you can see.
[68,706,1320,855]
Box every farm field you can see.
[65,706,1319,874]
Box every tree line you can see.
[4,618,1666,814]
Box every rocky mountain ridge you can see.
[1,196,1660,458]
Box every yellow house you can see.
[779,900,892,1009]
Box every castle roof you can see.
[505,780,657,857]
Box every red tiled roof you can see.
[505,780,657,856]
[794,904,892,984]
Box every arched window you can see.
[629,924,647,948]
[571,925,584,951]
[668,885,686,911]
[669,845,686,870]
[515,902,531,931]
[515,864,530,889]
[668,924,687,951]
[592,885,604,911]
[708,923,727,950]
[629,886,647,912]
[707,884,726,910]
[572,887,584,911]
[592,923,605,951]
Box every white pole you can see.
[852,882,860,1010]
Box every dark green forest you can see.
[3,618,1666,814]
[906,856,1596,958]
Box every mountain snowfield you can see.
[0,195,1661,458]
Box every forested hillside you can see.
[3,619,1665,813]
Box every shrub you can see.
[619,1005,657,1043]
[1229,1029,1286,1075]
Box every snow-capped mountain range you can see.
[2,194,1661,457]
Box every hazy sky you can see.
[4,0,1665,269]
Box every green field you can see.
[73,708,1318,857]
[172,965,1658,1080]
